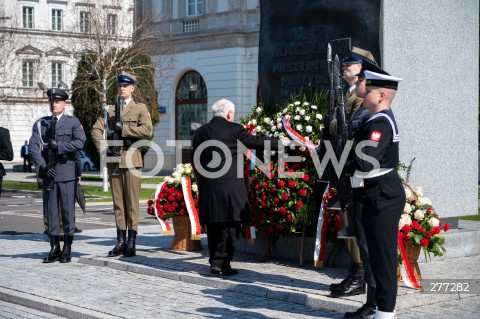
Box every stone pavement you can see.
[0,224,479,318]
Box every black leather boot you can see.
[344,287,376,318]
[43,235,61,263]
[330,261,363,290]
[59,235,73,263]
[107,229,127,257]
[123,230,137,257]
[331,263,366,297]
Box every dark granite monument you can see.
[258,0,381,109]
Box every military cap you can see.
[117,71,136,85]
[46,88,68,101]
[364,69,403,90]
[343,47,377,65]
[356,59,384,77]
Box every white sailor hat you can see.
[364,70,403,90]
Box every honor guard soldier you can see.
[29,88,86,263]
[91,72,153,258]
[0,126,14,197]
[345,68,405,319]
[327,48,378,304]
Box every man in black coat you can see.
[20,140,32,173]
[192,99,289,275]
[0,126,14,197]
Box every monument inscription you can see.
[259,0,381,109]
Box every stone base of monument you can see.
[235,220,480,265]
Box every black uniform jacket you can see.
[0,127,14,176]
[192,116,282,224]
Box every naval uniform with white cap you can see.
[345,69,406,319]
[29,88,86,264]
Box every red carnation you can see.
[172,201,179,208]
[286,214,293,222]
[302,174,310,182]
[296,201,303,209]
[176,192,183,200]
[273,197,280,204]
[424,232,432,239]
[268,215,274,220]
[420,239,429,247]
[181,201,186,207]
[179,209,186,216]
[288,180,296,188]
[249,193,254,200]
[261,201,267,208]
[157,210,165,217]
[147,199,154,205]
[283,162,289,168]
[254,184,260,190]
[411,221,420,230]
[299,189,307,196]
[261,194,267,201]
[281,193,289,201]
[262,182,268,188]
[443,223,450,232]
[167,187,175,194]
[269,207,275,213]
[276,224,283,230]
[269,173,275,179]
[287,169,295,176]
[279,207,287,214]
[278,180,285,187]
[147,206,154,215]
[168,195,175,202]
[432,226,440,235]
[402,224,411,234]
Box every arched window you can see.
[175,71,208,149]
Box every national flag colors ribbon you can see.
[314,183,331,267]
[154,181,172,236]
[181,177,202,240]
[397,229,421,290]
[282,116,319,149]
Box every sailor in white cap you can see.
[345,67,405,319]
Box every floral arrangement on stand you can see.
[399,183,450,259]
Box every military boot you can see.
[59,235,73,263]
[123,230,137,257]
[331,263,366,297]
[107,229,127,257]
[344,287,376,318]
[330,261,359,290]
[42,235,61,263]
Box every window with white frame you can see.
[22,61,34,87]
[107,14,117,35]
[52,9,63,31]
[80,11,91,33]
[52,62,63,88]
[186,0,202,17]
[22,7,34,29]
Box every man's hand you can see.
[114,121,123,134]
[280,137,290,146]
[48,139,58,150]
[46,168,57,178]
[38,164,47,178]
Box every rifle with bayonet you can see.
[106,96,122,175]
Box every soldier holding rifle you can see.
[91,72,153,258]
[29,88,86,264]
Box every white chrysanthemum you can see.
[405,188,414,200]
[294,101,301,106]
[302,101,310,106]
[283,108,288,114]
[277,117,282,123]
[191,184,198,192]
[316,113,322,120]
[264,117,271,124]
[288,104,293,108]
[255,126,262,132]
[299,109,305,116]
[418,197,432,206]
[268,133,273,137]
[428,217,440,227]
[271,126,277,132]
[256,107,262,113]
[304,115,311,122]
[415,186,423,197]
[273,132,279,138]
[403,203,412,213]
[184,167,192,175]
[305,125,313,133]
[166,176,175,184]
[251,119,257,125]
[299,146,306,152]
[414,209,425,220]
[296,124,302,131]
[277,123,283,129]
[294,115,301,121]
[399,214,412,228]
[311,105,318,110]
[174,176,182,184]
[172,171,181,178]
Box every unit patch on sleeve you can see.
[370,131,382,142]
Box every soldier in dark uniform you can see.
[345,68,405,319]
[328,48,378,302]
[91,72,153,258]
[29,88,86,264]
[0,126,14,197]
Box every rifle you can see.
[332,54,349,149]
[46,99,57,190]
[327,43,335,115]
[106,96,122,175]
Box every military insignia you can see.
[370,131,382,142]
[147,111,151,118]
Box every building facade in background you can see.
[137,0,260,173]
[0,0,133,163]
